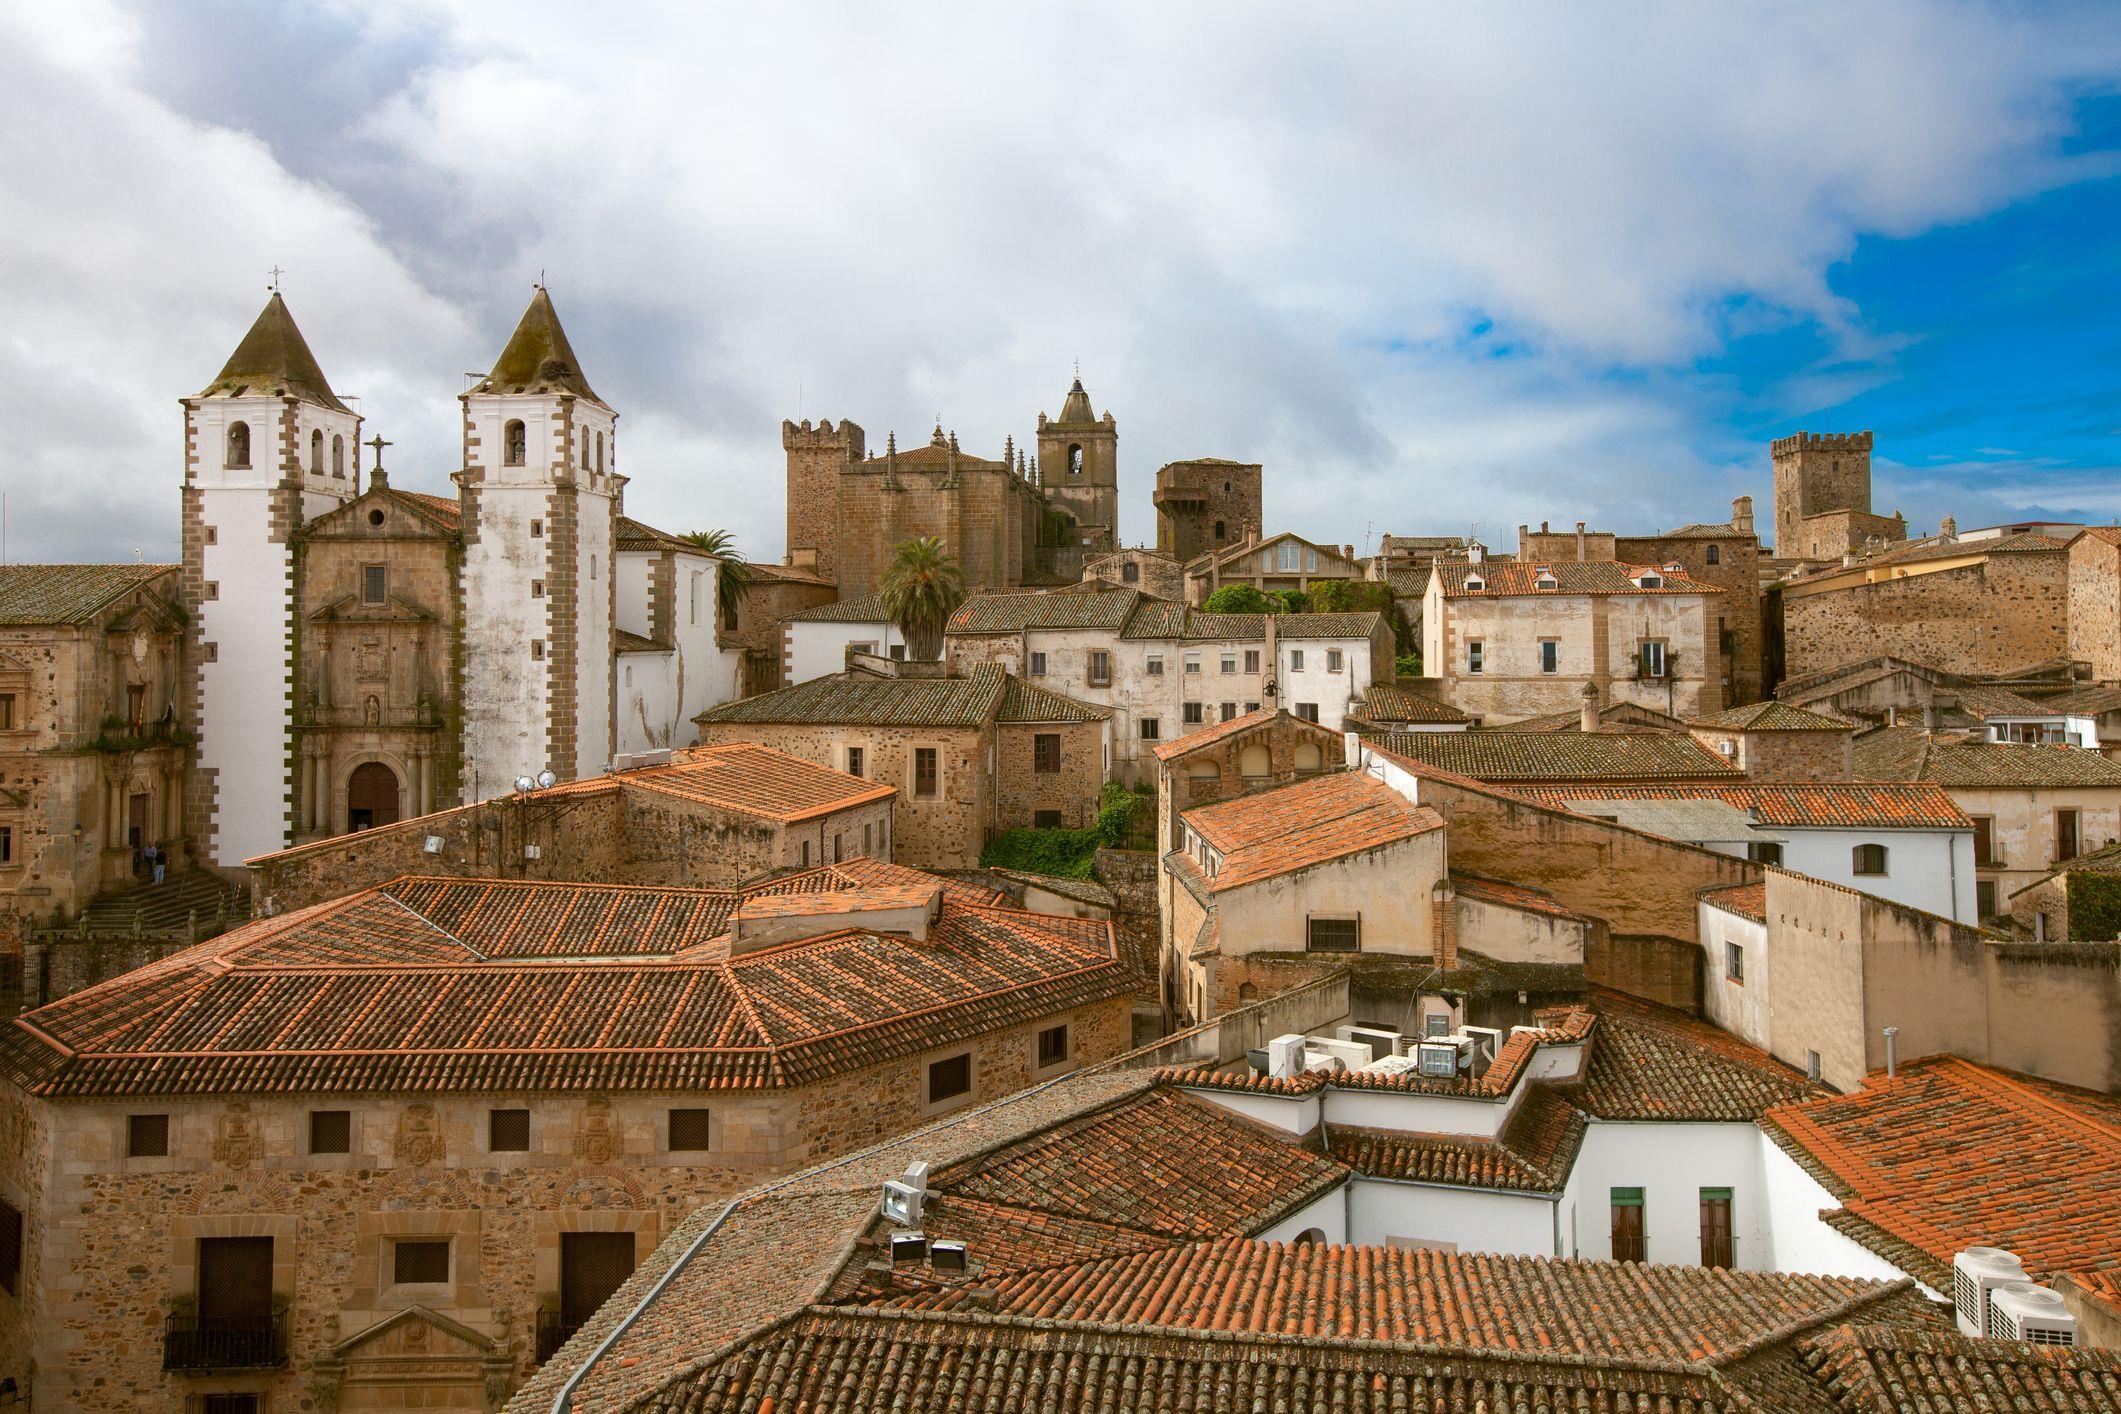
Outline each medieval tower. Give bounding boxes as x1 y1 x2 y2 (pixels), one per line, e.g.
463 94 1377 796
1036 376 1118 554
456 287 621 798
1770 430 1900 559
181 293 361 868
783 417 865 579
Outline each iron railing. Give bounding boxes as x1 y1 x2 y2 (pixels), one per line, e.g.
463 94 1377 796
536 1307 587 1364
162 1311 286 1371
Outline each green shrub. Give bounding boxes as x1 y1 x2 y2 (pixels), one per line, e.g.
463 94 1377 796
2067 872 2121 940
1270 589 1309 613
1395 651 1423 679
1202 584 1277 615
980 827 1101 878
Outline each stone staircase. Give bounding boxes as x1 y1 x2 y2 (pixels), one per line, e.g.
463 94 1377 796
69 869 252 942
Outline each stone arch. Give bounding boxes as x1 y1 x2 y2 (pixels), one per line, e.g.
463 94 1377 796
226 421 251 468
503 419 527 467
1239 743 1271 780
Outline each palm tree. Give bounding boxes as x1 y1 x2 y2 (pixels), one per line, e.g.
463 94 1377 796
879 536 965 661
681 529 752 631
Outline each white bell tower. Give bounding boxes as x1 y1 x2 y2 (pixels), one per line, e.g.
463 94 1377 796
456 286 621 799
181 292 359 868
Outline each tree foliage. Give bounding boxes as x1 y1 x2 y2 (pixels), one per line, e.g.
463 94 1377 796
1306 579 1395 614
680 529 752 628
879 536 966 661
1202 584 1277 615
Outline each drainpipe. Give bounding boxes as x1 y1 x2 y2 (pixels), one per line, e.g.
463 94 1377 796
1882 1025 1898 1079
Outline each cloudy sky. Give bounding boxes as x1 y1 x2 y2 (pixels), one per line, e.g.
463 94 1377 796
4 1 2119 564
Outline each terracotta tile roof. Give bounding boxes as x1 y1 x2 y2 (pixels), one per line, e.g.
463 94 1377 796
2048 683 2121 717
885 1235 1908 1361
997 675 1111 723
697 662 1101 728
1760 1055 2121 1299
1948 682 2054 719
0 563 177 625
634 742 898 822
1357 681 1472 724
1278 611 1389 639
613 516 700 554
1660 521 1755 539
1512 782 1971 830
615 628 667 654
1854 726 2121 788
1503 700 1692 733
1378 730 1743 782
1440 560 1723 597
0 871 1130 1097
1179 771 1444 891
1689 701 1853 732
1450 872 1580 918
742 561 835 587
1332 1087 1586 1193
382 487 462 528
1151 705 1333 761
1798 1323 2121 1412
778 591 889 623
947 587 1141 633
1703 880 1768 922
1788 532 2069 587
1384 566 1431 597
1578 989 1826 1120
936 1088 1345 1239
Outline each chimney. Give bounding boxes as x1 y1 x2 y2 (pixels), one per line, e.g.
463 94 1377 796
1883 1025 1899 1079
1343 544 1354 561
1575 521 1587 560
1731 495 1754 535
1580 682 1600 734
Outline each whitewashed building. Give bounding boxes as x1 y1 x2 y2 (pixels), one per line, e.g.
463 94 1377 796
781 592 905 683
615 519 742 761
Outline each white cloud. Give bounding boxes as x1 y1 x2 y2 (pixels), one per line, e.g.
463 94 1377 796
1 1 2116 562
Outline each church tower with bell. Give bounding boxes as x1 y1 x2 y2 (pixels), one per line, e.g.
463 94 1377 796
1035 372 1118 555
181 290 361 867
455 286 622 798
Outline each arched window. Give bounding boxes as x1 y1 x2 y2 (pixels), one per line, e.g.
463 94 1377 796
1214 520 1227 541
580 432 589 470
1187 760 1219 780
1292 1228 1326 1247
596 431 605 472
1239 744 1271 780
503 420 526 467
331 434 345 477
1294 742 1324 771
226 421 251 469
1852 843 1888 876
309 429 323 474
1068 444 1083 476
1121 561 1140 583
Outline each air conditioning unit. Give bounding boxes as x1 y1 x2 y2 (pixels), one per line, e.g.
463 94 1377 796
1307 1037 1374 1071
1415 1042 1462 1079
1459 1025 1505 1070
1338 1025 1402 1062
1953 1247 2027 1337
1989 1282 2076 1346
1265 1034 1308 1080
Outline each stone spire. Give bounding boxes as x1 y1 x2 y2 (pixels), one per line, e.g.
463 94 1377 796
198 292 350 413
471 285 605 406
1057 375 1096 425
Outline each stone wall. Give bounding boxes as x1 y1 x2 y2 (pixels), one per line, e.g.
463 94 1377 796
1425 584 1720 724
781 419 863 581
1617 534 1766 706
993 719 1106 831
697 721 991 868
1780 551 2067 682
2067 531 2121 681
1084 550 1183 602
1686 726 1852 782
2 994 1128 1411
1771 431 1876 558
1153 460 1261 564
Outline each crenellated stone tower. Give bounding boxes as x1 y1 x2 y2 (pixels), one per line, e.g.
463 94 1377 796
454 287 622 798
1771 430 1903 560
783 417 865 579
181 293 361 867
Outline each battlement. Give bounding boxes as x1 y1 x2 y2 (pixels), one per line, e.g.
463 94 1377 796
781 418 866 459
1770 430 1872 458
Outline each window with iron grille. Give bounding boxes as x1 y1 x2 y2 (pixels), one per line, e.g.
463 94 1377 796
129 1113 169 1158
1306 917 1360 952
1037 1025 1069 1068
668 1109 711 1151
928 1053 972 1105
393 1239 450 1285
1034 734 1061 773
1610 1188 1645 1263
361 564 387 605
490 1109 530 1152
1087 650 1111 686
309 1110 350 1155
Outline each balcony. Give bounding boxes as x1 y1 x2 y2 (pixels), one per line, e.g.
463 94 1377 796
536 1307 585 1364
163 1311 287 1372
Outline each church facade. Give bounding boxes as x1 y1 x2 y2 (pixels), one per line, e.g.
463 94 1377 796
182 289 719 873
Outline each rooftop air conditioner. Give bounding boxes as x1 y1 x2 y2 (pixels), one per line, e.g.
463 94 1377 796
1307 1037 1375 1071
1339 1025 1402 1062
1459 1026 1505 1070
1953 1247 2027 1338
1988 1282 2076 1346
1265 1034 1308 1080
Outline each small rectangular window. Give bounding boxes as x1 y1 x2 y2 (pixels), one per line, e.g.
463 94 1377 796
489 1108 530 1152
1087 650 1111 686
1853 842 1888 876
530 640 546 661
863 822 873 854
0 694 15 729
928 1053 972 1104
0 826 12 864
1972 816 1995 866
1611 1187 1646 1263
128 1113 168 1158
532 580 545 598
1029 651 1048 677
0 1197 21 1294
1146 654 1164 676
1327 649 1343 673
845 746 864 778
1184 653 1201 675
1639 640 1667 678
1243 649 1260 673
1724 943 1744 984
1296 702 1319 723
1034 733 1061 773
1219 702 1237 723
914 747 938 797
1138 717 1161 741
1245 701 1261 713
361 564 387 605
1220 652 1237 674
393 1238 451 1285
668 1108 712 1151
1538 640 1558 675
1306 916 1360 953
530 519 544 538
1034 809 1063 828
1747 841 1783 866
309 1110 350 1155
1976 880 1997 917
2056 809 2080 863
1182 703 1203 725
1038 1025 1069 1068
1290 649 1305 671
1467 640 1483 675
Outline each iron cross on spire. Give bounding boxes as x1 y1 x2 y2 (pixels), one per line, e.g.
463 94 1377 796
267 266 285 293
365 434 391 471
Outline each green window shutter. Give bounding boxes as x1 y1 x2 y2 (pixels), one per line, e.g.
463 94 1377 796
1611 1187 1644 1206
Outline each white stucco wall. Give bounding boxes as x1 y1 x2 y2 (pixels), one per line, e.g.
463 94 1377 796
617 648 678 757
786 618 901 684
576 483 616 775
1278 639 1374 730
1565 1121 1769 1268
1253 1183 1350 1244
1346 1178 1559 1256
1765 827 1973 922
1756 1132 1917 1285
1699 903 1771 1051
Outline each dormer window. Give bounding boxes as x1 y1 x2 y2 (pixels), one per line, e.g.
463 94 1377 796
1637 572 1663 589
1464 575 1485 592
503 420 527 467
1533 567 1557 590
226 422 251 469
